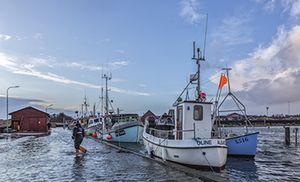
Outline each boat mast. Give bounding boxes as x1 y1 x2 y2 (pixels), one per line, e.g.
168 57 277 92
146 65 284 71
173 15 208 105
102 73 112 115
192 42 205 101
191 14 207 102
82 90 89 117
100 87 104 116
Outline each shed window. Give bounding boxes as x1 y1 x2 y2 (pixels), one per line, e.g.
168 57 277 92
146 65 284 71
194 105 203 121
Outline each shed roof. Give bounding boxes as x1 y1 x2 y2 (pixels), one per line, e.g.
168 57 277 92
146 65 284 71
9 106 50 117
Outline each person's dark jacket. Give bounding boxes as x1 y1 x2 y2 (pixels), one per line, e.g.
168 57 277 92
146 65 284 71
72 124 85 139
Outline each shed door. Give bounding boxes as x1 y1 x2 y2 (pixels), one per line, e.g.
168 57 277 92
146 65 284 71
29 118 38 132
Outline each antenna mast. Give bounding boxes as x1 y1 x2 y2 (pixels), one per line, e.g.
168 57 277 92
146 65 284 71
192 42 205 101
102 73 112 115
191 14 208 102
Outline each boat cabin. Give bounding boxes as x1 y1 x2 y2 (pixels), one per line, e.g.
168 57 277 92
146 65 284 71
174 101 212 140
88 117 103 126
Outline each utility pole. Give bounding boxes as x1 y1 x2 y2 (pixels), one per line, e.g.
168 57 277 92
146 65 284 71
6 85 19 133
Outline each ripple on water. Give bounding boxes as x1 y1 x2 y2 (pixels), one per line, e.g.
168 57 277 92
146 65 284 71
1 127 300 181
0 128 201 182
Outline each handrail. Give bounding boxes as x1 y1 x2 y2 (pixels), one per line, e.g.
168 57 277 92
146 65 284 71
147 127 195 133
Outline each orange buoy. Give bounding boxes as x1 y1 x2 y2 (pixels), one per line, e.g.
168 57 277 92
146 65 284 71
106 134 112 140
92 132 97 138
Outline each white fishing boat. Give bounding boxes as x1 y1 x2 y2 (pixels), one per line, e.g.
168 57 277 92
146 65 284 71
95 74 143 143
143 41 227 171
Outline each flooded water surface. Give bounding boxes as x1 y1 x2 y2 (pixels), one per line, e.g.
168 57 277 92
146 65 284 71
0 128 199 181
0 127 300 181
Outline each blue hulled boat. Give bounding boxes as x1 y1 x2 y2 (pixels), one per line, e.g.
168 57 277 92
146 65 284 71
99 114 144 143
226 132 259 158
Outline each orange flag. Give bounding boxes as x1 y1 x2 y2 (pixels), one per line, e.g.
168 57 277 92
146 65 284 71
218 74 228 90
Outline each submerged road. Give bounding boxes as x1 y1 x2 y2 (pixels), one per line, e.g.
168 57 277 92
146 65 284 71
1 126 300 181
0 128 200 181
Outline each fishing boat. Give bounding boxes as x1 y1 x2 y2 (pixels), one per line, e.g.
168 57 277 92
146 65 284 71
101 114 143 143
95 74 143 143
225 132 259 157
213 68 259 158
143 41 227 171
85 117 103 136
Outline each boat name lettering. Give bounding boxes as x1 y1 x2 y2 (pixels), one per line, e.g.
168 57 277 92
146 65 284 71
196 140 212 145
217 140 225 145
234 137 249 144
115 129 126 137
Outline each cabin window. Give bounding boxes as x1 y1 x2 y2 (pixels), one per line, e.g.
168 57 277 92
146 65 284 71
194 105 203 121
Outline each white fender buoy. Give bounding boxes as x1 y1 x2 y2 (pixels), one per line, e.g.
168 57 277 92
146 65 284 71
146 144 153 156
162 148 167 161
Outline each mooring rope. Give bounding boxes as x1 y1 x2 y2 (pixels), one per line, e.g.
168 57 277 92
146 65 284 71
194 138 216 173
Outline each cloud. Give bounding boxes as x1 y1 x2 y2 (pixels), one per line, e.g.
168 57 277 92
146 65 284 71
256 0 300 18
212 25 300 104
0 95 46 104
180 0 206 25
64 62 104 71
264 0 276 11
212 15 253 46
30 58 54 68
0 34 11 41
33 33 42 39
0 52 151 96
139 84 147 88
109 61 129 70
290 0 300 17
103 38 111 42
115 50 126 54
254 0 276 12
111 61 128 66
109 86 151 96
111 78 126 83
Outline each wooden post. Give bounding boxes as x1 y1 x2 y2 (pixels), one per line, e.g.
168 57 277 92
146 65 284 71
285 127 290 145
295 128 298 146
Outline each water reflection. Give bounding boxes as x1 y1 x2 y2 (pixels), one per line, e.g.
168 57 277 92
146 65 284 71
226 158 259 181
72 155 86 181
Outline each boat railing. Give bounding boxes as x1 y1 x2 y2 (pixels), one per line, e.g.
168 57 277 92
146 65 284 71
146 126 196 140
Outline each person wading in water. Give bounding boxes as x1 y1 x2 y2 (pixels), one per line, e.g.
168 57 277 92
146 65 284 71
72 122 85 154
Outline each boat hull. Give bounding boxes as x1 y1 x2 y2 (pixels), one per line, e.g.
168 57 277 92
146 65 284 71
143 132 227 170
85 124 101 136
102 124 143 143
226 132 259 158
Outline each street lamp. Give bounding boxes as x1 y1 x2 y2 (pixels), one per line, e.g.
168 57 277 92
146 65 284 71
45 104 53 113
6 85 20 133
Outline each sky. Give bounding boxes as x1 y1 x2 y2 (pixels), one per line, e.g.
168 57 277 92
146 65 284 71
1 0 300 118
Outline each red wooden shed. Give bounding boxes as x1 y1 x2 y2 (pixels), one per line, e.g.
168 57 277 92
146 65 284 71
9 106 50 133
140 110 157 124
